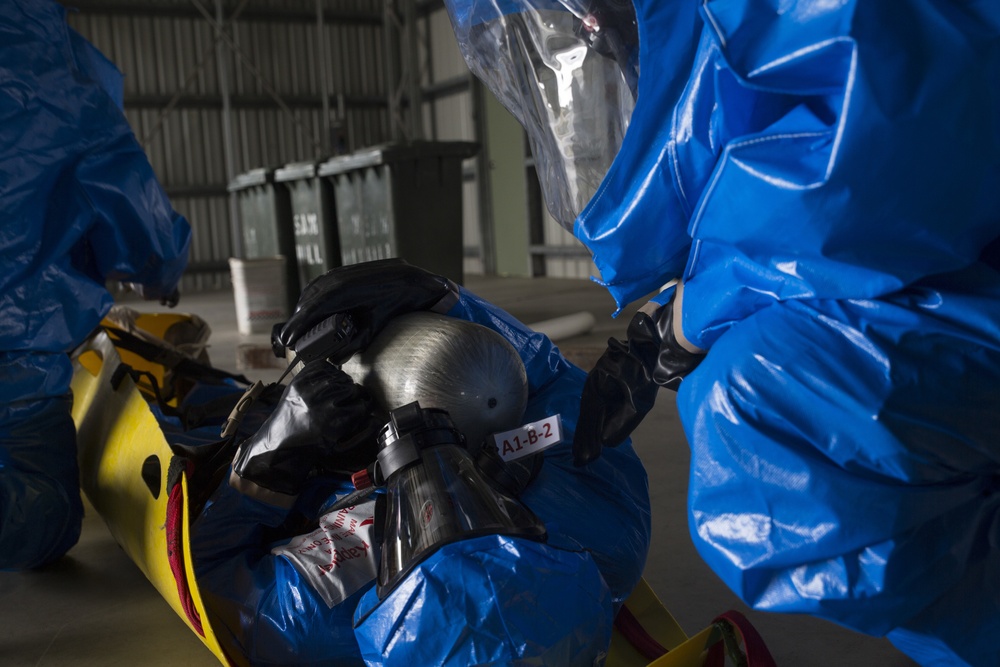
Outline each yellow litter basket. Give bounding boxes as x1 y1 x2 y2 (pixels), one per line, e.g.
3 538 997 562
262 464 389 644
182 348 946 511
72 317 235 666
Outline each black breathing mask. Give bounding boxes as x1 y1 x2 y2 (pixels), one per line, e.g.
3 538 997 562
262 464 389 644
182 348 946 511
373 402 546 599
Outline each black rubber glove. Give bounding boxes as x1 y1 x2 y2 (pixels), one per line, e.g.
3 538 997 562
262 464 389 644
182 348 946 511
121 282 179 307
274 258 458 364
229 361 380 506
160 287 180 308
573 295 705 467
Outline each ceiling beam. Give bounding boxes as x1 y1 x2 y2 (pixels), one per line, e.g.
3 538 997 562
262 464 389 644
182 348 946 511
60 1 382 25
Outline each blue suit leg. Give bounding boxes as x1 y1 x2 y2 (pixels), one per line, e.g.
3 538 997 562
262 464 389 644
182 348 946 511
0 352 82 570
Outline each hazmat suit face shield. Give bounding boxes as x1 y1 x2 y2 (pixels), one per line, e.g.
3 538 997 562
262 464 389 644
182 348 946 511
444 0 639 231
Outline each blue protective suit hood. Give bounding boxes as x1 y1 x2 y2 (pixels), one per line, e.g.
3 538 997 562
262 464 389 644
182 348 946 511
447 1 1000 320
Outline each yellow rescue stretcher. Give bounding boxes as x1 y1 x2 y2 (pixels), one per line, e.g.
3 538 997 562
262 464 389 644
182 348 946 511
70 313 774 667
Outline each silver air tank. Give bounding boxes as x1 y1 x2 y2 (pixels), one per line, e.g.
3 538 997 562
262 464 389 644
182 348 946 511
341 312 529 452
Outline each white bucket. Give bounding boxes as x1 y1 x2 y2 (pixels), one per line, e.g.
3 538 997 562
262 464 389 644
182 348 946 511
229 256 290 336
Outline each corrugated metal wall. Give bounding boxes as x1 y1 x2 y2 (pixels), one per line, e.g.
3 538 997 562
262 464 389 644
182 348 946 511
66 0 595 289
67 0 394 292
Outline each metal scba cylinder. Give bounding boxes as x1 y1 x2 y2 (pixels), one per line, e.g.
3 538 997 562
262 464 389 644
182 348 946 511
342 312 529 451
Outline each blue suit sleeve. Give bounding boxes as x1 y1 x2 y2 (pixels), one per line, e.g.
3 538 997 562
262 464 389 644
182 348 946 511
673 1 1000 349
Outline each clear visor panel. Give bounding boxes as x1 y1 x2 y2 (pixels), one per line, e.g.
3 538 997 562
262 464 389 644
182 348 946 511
446 1 638 231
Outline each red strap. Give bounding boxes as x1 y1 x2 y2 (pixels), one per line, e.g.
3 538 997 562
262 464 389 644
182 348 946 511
614 603 671 661
165 467 205 637
705 610 777 667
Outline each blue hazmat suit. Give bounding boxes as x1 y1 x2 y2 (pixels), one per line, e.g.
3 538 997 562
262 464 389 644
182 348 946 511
189 287 650 665
0 0 190 570
444 1 1000 665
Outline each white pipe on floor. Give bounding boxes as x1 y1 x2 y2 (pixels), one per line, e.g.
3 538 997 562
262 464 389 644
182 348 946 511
527 311 597 342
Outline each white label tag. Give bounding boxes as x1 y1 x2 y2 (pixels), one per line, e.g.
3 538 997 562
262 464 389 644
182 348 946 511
271 500 378 609
493 414 563 462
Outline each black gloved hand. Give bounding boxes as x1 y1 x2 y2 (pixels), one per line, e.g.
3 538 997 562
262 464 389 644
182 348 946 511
274 258 458 364
230 361 380 506
160 287 180 308
573 294 705 467
122 282 180 308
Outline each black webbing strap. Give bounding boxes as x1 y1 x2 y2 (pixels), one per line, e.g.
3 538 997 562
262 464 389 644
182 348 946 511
104 324 258 431
103 325 253 387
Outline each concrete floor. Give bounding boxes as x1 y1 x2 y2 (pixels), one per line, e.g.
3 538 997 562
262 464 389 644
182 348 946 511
0 275 917 666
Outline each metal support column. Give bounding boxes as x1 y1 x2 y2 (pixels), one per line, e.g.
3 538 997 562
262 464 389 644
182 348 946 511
383 0 423 142
316 0 332 154
471 77 497 275
214 0 241 259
